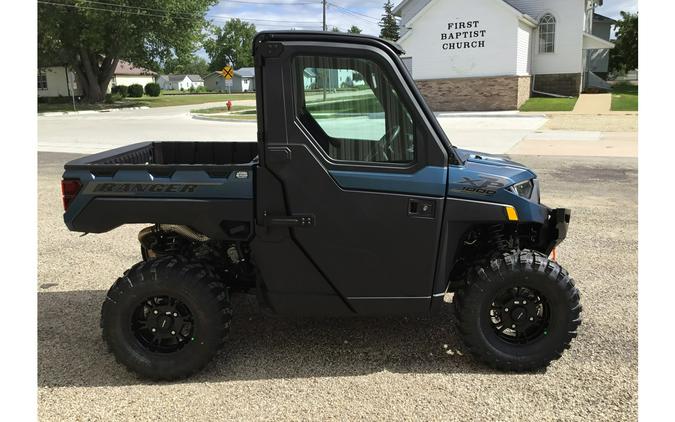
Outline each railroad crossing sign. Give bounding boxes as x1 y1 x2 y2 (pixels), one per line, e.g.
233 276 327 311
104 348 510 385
221 66 234 80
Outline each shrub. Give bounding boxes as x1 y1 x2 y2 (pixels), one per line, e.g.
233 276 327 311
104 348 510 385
144 82 161 97
196 85 208 93
188 85 195 93
128 84 144 98
104 93 123 104
111 85 128 97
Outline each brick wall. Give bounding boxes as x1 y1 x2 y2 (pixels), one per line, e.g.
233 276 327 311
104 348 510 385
517 76 532 109
532 73 582 97
414 75 532 112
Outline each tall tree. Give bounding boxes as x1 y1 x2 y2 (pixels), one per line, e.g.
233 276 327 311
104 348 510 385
204 19 257 71
38 0 216 102
348 25 363 34
379 0 399 41
609 11 638 74
163 55 210 76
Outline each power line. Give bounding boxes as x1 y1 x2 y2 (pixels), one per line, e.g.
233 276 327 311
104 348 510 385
224 0 319 4
38 1 322 25
328 2 380 22
330 7 378 25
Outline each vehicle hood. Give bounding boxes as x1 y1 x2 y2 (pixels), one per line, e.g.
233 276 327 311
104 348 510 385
449 148 537 189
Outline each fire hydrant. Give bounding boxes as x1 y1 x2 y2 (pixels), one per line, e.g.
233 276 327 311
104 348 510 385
226 100 232 111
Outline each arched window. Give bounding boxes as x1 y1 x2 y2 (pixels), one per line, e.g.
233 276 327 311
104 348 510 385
538 14 556 53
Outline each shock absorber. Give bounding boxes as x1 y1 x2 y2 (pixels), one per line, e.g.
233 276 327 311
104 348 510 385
488 224 510 251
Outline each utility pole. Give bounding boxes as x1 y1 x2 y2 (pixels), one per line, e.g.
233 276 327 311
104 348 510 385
322 0 327 31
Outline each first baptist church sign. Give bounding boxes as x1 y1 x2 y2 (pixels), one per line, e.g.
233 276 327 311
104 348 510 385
440 20 487 50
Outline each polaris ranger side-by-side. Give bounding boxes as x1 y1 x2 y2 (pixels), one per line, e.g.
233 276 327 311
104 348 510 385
61 32 580 380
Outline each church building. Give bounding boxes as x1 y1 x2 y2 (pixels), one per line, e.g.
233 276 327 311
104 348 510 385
393 0 616 111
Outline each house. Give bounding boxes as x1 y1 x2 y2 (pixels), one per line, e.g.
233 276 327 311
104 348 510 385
157 74 205 91
109 61 157 91
393 0 615 111
204 67 256 93
37 66 81 98
38 60 157 98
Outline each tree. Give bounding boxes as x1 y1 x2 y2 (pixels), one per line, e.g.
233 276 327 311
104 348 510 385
38 0 216 102
379 0 399 41
348 25 363 34
204 19 257 71
331 26 341 32
609 11 638 74
163 55 209 76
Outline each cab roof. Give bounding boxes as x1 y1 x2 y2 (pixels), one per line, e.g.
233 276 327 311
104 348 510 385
253 31 406 56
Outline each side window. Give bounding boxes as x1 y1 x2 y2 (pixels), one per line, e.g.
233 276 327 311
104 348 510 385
38 69 48 90
295 55 415 164
538 14 556 53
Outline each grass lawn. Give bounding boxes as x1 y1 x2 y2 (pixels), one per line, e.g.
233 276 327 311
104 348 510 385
611 83 638 111
38 93 256 113
128 93 256 108
520 96 578 112
38 101 146 113
191 104 257 121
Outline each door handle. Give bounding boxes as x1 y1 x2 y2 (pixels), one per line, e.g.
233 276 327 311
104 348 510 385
408 199 435 218
265 214 315 227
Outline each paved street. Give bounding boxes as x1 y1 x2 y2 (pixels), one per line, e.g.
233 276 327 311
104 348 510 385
37 102 257 154
38 104 551 155
38 151 637 420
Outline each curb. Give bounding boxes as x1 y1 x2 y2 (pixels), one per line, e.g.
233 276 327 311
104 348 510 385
435 111 547 118
38 106 149 117
190 114 256 123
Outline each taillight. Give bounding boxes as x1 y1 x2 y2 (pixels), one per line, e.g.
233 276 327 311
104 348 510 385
61 179 81 211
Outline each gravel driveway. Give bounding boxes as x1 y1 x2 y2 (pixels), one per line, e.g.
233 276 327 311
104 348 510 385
38 152 637 421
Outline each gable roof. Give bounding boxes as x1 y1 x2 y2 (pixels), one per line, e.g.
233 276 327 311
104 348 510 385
395 0 536 25
235 67 255 78
114 60 156 76
397 0 536 43
161 74 204 82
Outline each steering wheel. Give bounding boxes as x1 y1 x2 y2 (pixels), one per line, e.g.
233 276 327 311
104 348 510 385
367 124 400 162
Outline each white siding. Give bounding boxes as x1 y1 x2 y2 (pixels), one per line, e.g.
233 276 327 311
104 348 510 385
516 21 532 75
110 75 156 92
399 0 521 80
506 0 586 74
38 66 82 98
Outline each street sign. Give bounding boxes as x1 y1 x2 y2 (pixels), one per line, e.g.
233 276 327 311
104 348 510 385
225 79 233 87
222 66 234 80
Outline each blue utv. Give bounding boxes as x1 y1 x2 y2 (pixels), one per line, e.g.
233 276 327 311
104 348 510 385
61 31 581 380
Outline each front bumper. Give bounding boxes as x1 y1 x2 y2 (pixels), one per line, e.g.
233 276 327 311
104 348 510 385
541 208 571 254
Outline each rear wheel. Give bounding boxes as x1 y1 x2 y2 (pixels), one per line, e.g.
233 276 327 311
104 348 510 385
454 249 581 371
101 256 232 380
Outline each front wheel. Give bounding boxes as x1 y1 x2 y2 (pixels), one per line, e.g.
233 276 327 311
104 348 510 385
454 250 581 371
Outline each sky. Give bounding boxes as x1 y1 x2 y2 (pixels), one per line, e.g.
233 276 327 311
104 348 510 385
199 0 638 59
206 0 384 35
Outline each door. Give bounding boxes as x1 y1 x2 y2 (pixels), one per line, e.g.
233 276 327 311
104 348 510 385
253 39 450 315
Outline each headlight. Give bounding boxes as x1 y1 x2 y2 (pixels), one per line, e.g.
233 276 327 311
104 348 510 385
511 180 534 199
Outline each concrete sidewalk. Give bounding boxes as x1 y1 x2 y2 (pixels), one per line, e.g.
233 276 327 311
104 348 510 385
508 131 636 158
573 93 612 114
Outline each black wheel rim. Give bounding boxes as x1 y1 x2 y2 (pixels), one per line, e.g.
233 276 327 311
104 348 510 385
488 286 550 345
131 296 195 353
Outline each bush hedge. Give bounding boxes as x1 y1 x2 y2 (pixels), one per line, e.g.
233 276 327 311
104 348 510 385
128 84 144 98
144 82 161 97
111 85 128 97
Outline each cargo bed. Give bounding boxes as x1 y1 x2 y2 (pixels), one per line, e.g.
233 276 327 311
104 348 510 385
62 141 258 240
